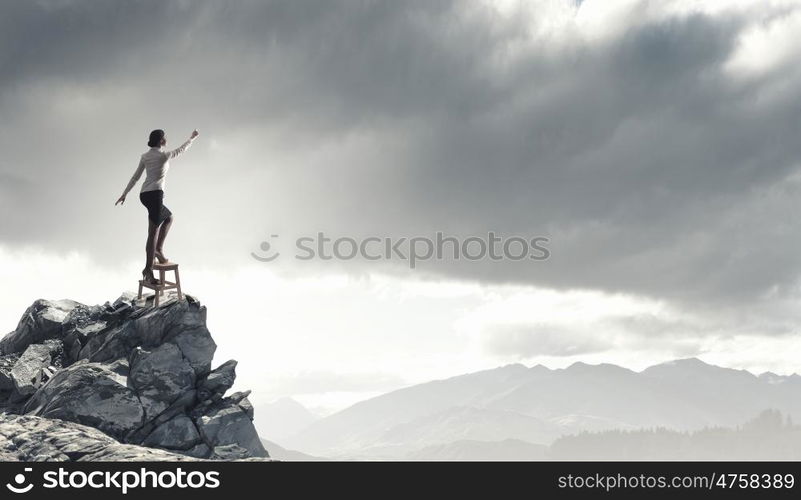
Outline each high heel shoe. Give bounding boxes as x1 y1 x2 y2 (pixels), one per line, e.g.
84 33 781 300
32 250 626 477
154 251 170 264
141 270 161 286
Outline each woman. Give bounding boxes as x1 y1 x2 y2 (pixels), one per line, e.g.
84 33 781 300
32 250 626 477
116 128 199 286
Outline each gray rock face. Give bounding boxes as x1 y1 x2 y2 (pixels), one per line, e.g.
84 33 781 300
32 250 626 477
197 401 268 457
129 344 196 420
10 343 54 399
22 360 145 440
142 415 201 450
211 443 251 460
0 413 200 461
198 359 237 402
0 293 269 461
0 299 80 355
0 368 14 391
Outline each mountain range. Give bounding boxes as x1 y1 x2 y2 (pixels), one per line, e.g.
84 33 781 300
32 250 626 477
278 358 801 459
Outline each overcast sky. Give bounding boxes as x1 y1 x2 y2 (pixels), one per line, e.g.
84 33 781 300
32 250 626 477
3 0 801 425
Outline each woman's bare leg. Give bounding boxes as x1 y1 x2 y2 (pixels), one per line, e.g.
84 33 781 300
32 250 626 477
155 215 173 263
143 219 160 280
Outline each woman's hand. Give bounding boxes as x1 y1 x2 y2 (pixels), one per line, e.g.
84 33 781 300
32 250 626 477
191 129 199 139
115 194 126 206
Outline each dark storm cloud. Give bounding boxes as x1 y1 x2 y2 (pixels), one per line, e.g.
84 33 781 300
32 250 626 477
2 0 801 315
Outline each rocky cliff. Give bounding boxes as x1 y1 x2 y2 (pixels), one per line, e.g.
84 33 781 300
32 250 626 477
0 292 269 461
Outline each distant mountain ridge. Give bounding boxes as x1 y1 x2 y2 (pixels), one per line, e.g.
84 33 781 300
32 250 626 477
407 409 801 461
281 358 801 459
548 408 801 461
258 397 319 440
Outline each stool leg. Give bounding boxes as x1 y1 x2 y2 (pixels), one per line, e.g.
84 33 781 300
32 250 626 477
159 269 166 296
138 280 143 300
154 287 160 307
174 268 183 301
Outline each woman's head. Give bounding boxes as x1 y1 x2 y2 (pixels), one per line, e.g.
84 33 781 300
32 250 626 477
147 129 166 148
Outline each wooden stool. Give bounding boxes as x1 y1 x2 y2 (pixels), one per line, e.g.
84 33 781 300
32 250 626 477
138 262 183 307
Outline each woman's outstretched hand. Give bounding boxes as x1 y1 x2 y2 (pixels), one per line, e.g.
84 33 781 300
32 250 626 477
115 194 126 206
191 129 199 139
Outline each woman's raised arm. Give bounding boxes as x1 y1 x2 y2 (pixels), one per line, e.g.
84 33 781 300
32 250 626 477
165 129 200 160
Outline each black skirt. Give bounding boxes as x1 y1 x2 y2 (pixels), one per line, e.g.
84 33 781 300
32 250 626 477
139 189 172 225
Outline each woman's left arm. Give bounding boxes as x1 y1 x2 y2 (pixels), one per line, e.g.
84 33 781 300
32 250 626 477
116 157 145 205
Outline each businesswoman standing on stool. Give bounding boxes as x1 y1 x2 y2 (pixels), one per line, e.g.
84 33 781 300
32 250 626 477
116 128 199 286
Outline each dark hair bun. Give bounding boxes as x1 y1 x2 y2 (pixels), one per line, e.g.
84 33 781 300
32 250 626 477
148 129 165 147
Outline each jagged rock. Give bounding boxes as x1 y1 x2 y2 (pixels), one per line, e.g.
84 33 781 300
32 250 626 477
0 293 268 461
68 299 217 377
190 390 252 419
153 389 198 426
183 442 212 458
77 322 137 364
0 414 271 461
125 389 198 445
223 391 254 418
198 359 237 402
142 415 201 451
0 353 21 391
224 390 251 405
211 443 251 460
238 396 255 420
9 343 56 400
158 305 217 376
22 360 144 440
0 414 199 461
0 299 80 355
61 305 112 365
197 402 268 458
107 358 130 376
129 344 195 420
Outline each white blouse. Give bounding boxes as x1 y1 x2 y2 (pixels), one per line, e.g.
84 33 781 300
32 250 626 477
123 136 196 196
